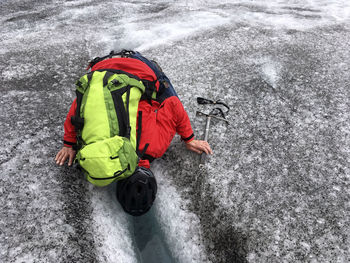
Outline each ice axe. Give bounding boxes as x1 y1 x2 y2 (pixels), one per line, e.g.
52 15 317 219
196 98 229 164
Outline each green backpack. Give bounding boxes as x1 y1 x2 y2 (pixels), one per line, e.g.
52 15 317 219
71 70 145 187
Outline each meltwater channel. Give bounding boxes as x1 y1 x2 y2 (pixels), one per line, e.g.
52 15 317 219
96 162 205 263
132 208 174 263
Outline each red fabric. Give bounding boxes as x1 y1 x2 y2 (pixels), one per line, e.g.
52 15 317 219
91 58 159 91
138 159 150 169
63 98 77 148
137 97 194 159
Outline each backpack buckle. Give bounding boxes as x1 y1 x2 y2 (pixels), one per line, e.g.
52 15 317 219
86 57 101 70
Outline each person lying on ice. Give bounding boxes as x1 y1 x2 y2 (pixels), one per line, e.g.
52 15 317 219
55 50 212 216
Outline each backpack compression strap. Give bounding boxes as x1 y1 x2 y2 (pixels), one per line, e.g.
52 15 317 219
136 110 152 162
111 83 131 138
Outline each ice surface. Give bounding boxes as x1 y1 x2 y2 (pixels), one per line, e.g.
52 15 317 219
89 183 138 263
1 0 350 262
116 11 231 51
112 0 350 51
151 160 209 263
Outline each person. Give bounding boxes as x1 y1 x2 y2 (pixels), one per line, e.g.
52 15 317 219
55 51 212 215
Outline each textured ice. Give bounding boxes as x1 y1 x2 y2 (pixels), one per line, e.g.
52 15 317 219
89 184 138 263
116 11 231 51
152 160 208 262
1 0 350 262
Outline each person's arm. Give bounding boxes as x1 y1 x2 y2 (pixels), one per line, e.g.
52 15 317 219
55 99 77 166
172 97 213 155
172 97 194 142
63 99 77 147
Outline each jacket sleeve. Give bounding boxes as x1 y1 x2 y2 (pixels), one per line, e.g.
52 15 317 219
138 159 150 169
172 97 195 143
63 99 77 147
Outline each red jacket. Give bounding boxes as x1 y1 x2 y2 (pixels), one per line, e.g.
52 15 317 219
63 58 194 168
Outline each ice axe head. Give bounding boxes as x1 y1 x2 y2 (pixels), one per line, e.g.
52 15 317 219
196 108 229 124
197 97 230 113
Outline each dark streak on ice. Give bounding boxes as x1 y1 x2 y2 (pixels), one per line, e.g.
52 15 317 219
0 3 98 256
192 169 249 263
162 150 249 262
58 168 98 263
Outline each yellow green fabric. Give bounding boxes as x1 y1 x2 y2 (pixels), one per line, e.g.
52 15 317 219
82 71 110 144
74 71 145 186
76 136 138 187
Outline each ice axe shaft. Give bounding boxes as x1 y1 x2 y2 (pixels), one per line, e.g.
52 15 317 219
196 111 229 164
201 115 211 163
203 116 211 142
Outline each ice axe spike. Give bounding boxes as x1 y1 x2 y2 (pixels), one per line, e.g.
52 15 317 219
196 110 229 164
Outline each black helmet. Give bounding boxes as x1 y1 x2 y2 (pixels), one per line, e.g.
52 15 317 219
116 166 157 216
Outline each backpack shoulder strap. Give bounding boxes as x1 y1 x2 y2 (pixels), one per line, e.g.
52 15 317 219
103 71 145 140
71 72 94 130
